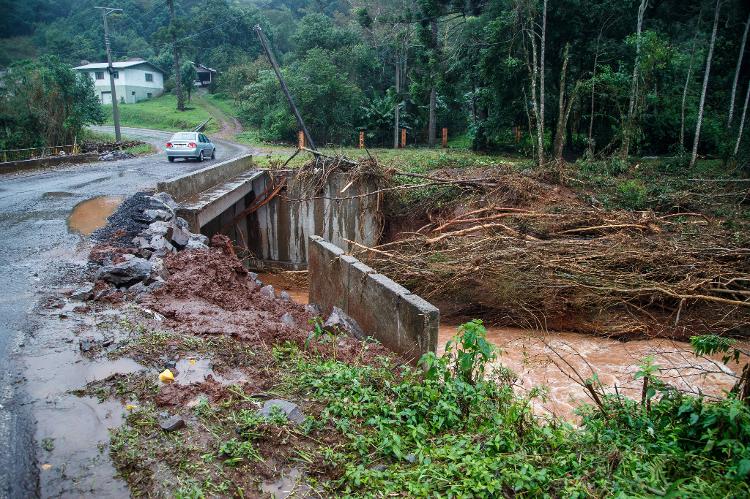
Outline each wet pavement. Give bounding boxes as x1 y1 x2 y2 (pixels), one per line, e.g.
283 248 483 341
0 127 251 498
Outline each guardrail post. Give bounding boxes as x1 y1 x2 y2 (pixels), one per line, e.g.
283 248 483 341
442 127 448 148
359 131 365 149
400 128 406 148
298 131 305 150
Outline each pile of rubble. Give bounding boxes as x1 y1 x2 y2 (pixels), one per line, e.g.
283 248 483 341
99 150 135 161
79 192 209 301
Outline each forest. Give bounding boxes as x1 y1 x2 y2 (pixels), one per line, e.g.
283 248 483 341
1 0 749 166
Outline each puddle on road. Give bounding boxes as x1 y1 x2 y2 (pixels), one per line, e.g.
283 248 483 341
67 195 123 235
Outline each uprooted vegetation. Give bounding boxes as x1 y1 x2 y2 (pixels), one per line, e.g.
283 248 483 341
300 152 750 340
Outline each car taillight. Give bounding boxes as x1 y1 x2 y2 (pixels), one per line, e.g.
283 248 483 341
166 142 173 148
188 142 197 148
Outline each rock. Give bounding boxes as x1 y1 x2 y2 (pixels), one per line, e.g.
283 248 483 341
254 279 263 287
370 464 387 472
159 415 186 432
143 209 173 223
128 282 148 295
79 337 95 352
149 259 169 281
405 453 417 464
280 291 291 302
281 312 297 328
185 239 209 251
305 304 322 316
151 192 179 211
260 285 275 299
144 221 174 240
259 399 305 425
324 306 366 340
148 235 176 255
97 257 152 287
71 283 95 301
170 226 191 248
174 217 189 230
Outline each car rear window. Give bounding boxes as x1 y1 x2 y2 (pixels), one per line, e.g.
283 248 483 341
172 133 196 140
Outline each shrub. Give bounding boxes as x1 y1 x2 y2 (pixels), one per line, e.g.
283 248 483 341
616 179 648 210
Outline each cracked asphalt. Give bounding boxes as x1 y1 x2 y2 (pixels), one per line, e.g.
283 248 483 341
0 127 252 498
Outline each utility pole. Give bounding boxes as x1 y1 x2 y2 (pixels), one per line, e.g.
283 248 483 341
167 0 184 112
96 6 123 142
254 25 317 152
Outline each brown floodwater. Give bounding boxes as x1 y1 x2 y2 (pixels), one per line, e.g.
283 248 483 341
258 272 309 304
251 274 747 421
438 325 748 421
68 196 123 235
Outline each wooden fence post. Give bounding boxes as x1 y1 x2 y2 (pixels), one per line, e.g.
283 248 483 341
359 131 365 149
442 127 448 148
298 131 305 150
401 128 407 148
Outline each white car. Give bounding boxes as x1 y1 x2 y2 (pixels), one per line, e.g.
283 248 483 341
165 132 216 162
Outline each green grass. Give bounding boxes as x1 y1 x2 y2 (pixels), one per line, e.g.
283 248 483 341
103 94 218 133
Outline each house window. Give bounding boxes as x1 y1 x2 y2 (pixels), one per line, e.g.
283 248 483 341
131 91 136 96
112 70 119 79
95 71 104 80
147 93 152 99
145 73 153 82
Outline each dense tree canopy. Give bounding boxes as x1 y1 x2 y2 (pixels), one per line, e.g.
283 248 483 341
1 0 749 161
0 56 104 149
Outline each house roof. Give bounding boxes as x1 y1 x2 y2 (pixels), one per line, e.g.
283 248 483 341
188 61 217 73
73 59 164 73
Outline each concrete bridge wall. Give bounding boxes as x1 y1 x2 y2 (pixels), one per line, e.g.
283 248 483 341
307 235 440 361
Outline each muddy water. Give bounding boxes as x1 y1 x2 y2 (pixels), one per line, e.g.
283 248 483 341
255 275 746 421
67 195 123 235
438 325 747 420
258 272 309 304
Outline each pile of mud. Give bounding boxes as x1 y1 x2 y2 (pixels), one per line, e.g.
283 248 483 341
144 235 393 365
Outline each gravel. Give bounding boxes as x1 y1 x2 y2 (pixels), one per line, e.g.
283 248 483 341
92 192 154 247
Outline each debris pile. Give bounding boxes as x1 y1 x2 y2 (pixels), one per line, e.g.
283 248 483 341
84 191 209 301
357 166 750 339
99 150 135 161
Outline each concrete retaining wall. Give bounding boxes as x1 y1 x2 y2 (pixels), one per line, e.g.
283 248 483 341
308 235 439 361
156 154 254 201
247 172 381 269
0 153 98 173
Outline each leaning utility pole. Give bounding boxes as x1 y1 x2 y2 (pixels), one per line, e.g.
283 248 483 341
95 6 123 142
253 25 317 152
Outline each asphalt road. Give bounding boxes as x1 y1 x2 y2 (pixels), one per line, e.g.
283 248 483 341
0 127 251 498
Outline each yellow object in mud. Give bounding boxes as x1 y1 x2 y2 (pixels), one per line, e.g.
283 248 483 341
159 369 175 383
125 404 138 411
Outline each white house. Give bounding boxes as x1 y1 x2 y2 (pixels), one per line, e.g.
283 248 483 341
74 59 164 104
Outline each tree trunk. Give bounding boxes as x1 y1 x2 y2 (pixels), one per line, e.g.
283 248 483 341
680 12 702 151
587 25 605 157
539 0 547 164
167 0 184 112
394 57 400 149
428 18 438 147
554 44 571 164
529 23 543 165
621 0 648 159
691 0 721 169
734 79 750 157
728 11 750 129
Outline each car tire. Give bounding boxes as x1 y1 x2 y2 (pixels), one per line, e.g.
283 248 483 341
168 157 174 163
198 151 204 162
211 149 215 160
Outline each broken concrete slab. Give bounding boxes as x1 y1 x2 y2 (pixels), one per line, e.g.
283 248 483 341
97 258 152 287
